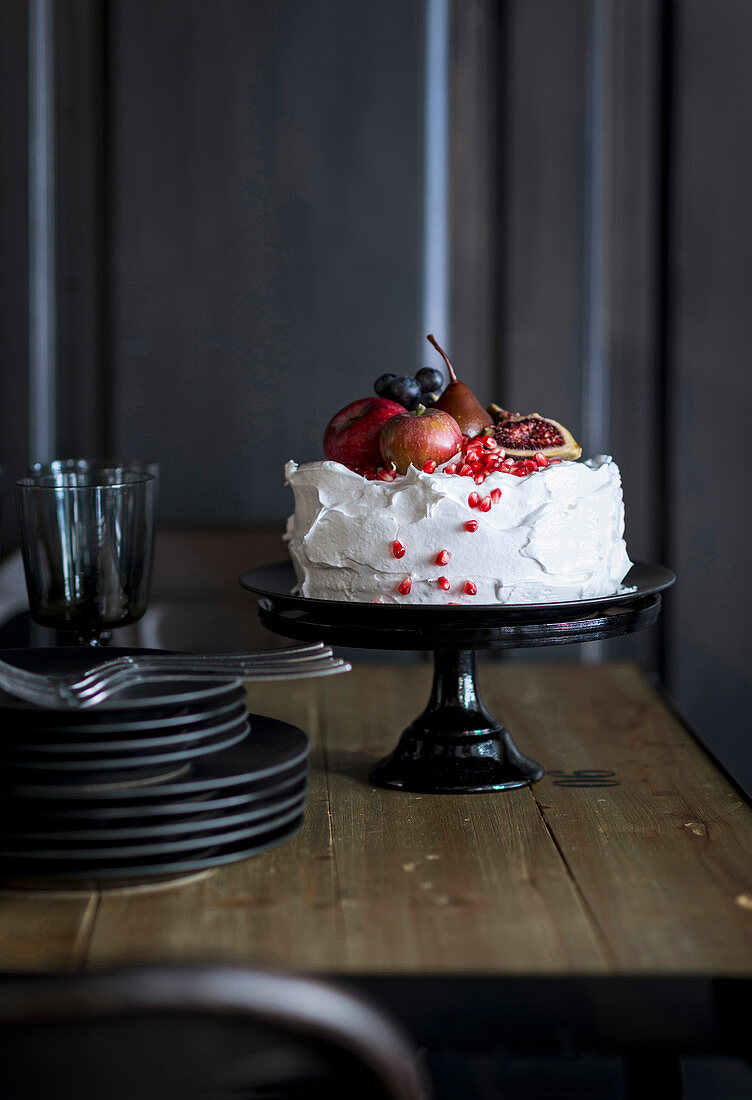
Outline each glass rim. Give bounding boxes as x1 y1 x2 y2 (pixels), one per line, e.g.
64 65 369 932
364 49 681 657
28 457 157 472
16 471 156 491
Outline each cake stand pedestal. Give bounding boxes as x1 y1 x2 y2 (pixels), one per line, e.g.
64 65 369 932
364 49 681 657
240 562 674 794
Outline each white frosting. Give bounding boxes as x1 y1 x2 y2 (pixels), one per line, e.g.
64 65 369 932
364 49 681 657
284 456 633 605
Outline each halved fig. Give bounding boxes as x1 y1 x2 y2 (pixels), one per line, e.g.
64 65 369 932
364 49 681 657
491 412 582 460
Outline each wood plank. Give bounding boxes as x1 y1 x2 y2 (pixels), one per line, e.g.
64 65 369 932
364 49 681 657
0 890 96 972
318 665 608 974
481 663 752 974
85 679 346 969
13 663 750 979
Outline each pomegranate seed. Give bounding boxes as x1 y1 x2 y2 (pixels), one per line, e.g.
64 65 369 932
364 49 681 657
535 452 550 467
392 540 406 559
422 459 437 473
398 577 412 595
484 455 500 470
483 436 498 450
490 487 502 503
463 580 477 596
524 459 537 473
378 469 395 481
468 492 480 508
464 520 479 532
435 549 450 566
478 496 492 512
511 468 527 477
500 460 514 472
461 435 469 448
444 463 457 475
474 474 486 485
438 576 451 590
460 464 474 477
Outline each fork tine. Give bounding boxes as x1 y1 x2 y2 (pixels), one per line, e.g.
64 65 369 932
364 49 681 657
67 645 335 692
75 658 351 708
71 656 350 705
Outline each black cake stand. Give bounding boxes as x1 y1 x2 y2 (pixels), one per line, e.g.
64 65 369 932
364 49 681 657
240 562 675 795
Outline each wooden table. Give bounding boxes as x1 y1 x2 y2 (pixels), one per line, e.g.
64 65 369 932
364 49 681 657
1 662 751 1083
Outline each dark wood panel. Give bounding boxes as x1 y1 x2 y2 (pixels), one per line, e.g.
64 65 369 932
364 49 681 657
501 0 587 433
108 0 423 525
449 0 501 403
0 0 31 552
55 0 108 458
666 0 752 792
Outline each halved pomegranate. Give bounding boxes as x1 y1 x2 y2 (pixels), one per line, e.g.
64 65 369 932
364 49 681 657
491 412 582 460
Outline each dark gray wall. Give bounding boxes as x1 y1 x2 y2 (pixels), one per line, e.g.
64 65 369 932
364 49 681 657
109 0 423 524
666 0 752 784
1 0 750 787
0 0 30 548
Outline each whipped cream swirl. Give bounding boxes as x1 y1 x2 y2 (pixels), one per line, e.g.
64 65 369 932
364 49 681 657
284 456 632 605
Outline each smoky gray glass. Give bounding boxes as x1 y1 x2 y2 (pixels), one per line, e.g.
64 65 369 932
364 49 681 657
16 471 156 646
29 458 159 482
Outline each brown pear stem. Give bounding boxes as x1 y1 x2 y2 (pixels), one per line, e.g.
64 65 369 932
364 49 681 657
427 334 457 382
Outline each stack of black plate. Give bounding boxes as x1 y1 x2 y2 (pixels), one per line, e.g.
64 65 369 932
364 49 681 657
0 649 309 886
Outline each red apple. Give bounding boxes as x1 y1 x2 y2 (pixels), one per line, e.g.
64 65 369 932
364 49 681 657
323 398 405 469
379 406 462 474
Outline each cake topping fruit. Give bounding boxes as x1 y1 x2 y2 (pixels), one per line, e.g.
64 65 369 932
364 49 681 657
324 397 405 470
374 373 397 397
464 520 479 532
463 580 477 595
392 540 406 559
427 334 494 437
379 405 463 475
398 577 412 595
438 576 451 590
386 375 422 410
416 366 444 394
435 549 450 565
491 412 582 460
374 370 442 412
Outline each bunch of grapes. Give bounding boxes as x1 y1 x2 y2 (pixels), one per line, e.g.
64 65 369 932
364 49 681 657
373 367 445 411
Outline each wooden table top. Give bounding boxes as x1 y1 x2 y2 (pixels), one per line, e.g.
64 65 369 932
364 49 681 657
2 662 751 978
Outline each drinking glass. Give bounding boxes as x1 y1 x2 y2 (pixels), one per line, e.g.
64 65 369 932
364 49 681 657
29 458 159 481
16 470 156 646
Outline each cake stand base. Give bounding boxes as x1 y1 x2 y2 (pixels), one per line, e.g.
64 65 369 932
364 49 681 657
369 649 543 792
240 561 675 795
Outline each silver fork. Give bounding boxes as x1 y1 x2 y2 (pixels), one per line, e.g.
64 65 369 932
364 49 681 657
0 643 350 710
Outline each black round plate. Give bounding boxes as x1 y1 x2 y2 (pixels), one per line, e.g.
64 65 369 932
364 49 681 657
1 717 250 773
0 814 305 885
240 560 676 625
3 785 309 844
0 648 244 713
0 763 308 819
4 686 248 738
1 700 249 754
0 800 305 861
1 714 310 800
1 774 308 829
